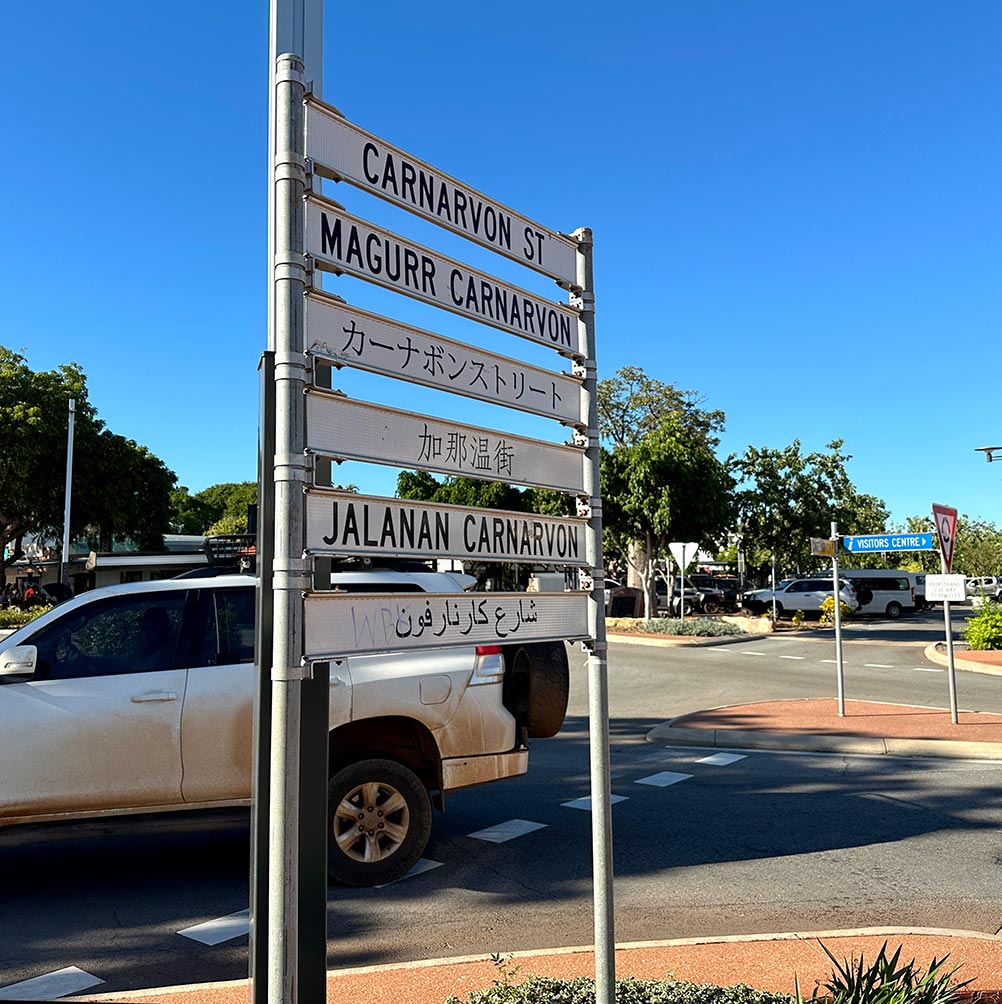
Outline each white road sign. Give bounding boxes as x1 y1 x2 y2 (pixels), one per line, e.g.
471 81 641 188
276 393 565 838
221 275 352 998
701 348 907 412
306 391 585 494
306 292 582 425
304 590 590 659
668 541 699 572
305 99 579 286
306 197 580 354
305 490 588 565
924 574 966 602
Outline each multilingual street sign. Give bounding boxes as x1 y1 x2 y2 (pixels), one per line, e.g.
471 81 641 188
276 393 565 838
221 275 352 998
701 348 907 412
932 503 958 572
842 533 934 553
810 537 836 557
304 590 591 659
306 292 582 425
305 490 589 566
924 574 966 602
305 99 579 285
305 391 585 494
305 197 580 354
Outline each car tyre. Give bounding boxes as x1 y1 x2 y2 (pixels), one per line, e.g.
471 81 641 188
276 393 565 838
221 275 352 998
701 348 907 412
507 642 569 739
773 603 784 620
702 599 721 615
886 601 902 619
327 759 431 887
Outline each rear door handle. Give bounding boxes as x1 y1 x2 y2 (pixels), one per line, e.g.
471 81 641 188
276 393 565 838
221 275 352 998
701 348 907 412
131 691 178 703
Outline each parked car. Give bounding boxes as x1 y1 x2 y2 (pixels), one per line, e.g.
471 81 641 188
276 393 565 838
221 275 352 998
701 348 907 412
689 573 740 610
805 570 915 619
743 578 858 618
966 576 1002 601
655 577 726 616
0 568 570 887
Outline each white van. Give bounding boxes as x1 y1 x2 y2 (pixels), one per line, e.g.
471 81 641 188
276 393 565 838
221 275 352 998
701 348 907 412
837 570 915 619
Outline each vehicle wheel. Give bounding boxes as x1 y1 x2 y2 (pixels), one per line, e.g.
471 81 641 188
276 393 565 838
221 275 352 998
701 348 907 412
886 601 902 619
773 603 784 620
327 759 431 887
702 599 721 615
507 642 570 739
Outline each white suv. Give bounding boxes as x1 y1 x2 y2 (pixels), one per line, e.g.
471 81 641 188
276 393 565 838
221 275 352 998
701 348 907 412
966 576 1002 601
0 570 569 886
743 577 859 618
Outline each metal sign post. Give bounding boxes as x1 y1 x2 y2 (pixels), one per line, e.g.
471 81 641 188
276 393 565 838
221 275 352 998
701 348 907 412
60 399 75 586
831 522 845 717
933 503 960 725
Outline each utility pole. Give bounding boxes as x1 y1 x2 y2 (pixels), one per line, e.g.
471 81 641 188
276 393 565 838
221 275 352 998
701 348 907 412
60 399 76 587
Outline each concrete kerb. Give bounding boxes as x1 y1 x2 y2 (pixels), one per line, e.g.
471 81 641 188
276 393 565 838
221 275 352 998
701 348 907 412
647 718 1002 761
924 642 1002 676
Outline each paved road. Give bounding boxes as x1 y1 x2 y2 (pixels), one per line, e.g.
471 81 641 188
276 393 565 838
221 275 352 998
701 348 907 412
2 614 1000 997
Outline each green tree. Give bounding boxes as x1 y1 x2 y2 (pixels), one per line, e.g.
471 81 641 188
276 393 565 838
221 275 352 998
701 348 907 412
734 439 889 580
896 514 1002 576
0 346 176 572
601 415 734 616
170 481 258 535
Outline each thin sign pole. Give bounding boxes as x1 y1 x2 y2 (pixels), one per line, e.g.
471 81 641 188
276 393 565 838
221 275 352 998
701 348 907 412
60 399 75 586
573 226 615 1004
831 522 845 717
942 553 959 725
771 555 777 623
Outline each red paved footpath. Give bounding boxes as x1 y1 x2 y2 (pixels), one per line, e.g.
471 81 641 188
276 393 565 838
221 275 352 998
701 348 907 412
77 932 1002 1004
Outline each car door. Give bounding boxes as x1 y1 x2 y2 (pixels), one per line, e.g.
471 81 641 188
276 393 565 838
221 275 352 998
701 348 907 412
179 585 257 803
0 591 189 819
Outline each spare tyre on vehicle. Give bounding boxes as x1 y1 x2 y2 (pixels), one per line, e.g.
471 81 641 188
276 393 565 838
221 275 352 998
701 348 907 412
503 641 570 740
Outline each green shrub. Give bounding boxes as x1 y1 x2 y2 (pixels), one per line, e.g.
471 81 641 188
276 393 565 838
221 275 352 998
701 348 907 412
808 939 973 1004
638 618 743 637
448 974 795 1004
0 605 51 629
963 599 1002 650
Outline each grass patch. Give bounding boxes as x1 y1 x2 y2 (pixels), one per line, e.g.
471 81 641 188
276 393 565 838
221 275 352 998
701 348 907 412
637 618 743 637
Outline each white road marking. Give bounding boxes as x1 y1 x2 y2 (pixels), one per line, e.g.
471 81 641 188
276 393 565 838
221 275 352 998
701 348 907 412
178 908 250 945
820 659 838 663
864 664 894 668
697 752 747 765
0 966 103 1000
914 667 945 672
376 858 443 887
779 655 805 660
562 794 628 811
740 651 766 656
468 819 547 843
635 771 692 787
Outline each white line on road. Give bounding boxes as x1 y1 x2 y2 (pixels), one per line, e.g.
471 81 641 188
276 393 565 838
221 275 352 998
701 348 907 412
0 967 103 1001
820 659 837 664
468 819 547 843
914 667 945 672
779 655 805 660
740 651 766 656
635 771 692 787
864 664 894 668
562 795 628 811
376 859 443 887
697 752 747 765
178 909 250 945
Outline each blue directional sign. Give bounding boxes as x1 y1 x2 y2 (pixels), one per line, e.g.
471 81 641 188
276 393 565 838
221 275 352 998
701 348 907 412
843 533 934 553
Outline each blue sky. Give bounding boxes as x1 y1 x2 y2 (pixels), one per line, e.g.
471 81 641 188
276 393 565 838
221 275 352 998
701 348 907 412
3 2 1000 529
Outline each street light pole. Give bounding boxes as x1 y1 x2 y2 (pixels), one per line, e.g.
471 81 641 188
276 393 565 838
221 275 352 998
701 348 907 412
60 399 76 587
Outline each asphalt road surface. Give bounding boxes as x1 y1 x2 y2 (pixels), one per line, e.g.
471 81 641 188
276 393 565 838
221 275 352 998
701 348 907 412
2 610 1000 997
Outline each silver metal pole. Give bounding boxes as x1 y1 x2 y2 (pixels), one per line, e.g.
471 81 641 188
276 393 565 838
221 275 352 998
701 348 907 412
268 51 309 1004
573 226 615 1004
679 545 687 623
942 555 959 724
771 554 777 623
831 522 845 716
60 399 75 586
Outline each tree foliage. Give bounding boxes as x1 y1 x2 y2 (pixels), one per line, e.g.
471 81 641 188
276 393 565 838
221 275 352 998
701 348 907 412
893 514 1002 576
0 347 177 573
170 481 258 535
734 439 889 578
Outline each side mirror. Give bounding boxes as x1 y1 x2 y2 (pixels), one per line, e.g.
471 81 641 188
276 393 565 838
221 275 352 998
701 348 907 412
0 645 38 678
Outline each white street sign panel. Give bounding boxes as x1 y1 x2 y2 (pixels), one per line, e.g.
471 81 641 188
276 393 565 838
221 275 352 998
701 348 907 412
305 591 590 659
668 541 699 571
306 198 580 354
932 503 958 572
306 391 585 494
305 99 579 285
924 574 966 602
810 537 836 557
306 292 582 425
305 490 589 566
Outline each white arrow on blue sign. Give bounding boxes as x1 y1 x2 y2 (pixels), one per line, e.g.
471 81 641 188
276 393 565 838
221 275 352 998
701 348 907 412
843 533 934 553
